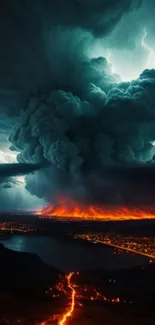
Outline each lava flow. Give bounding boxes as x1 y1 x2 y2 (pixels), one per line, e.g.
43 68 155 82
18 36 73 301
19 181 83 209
2 272 121 324
36 197 155 221
58 272 76 325
38 273 76 325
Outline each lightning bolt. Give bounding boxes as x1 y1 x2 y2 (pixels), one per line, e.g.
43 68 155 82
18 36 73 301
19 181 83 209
141 27 155 69
106 50 122 81
107 50 115 74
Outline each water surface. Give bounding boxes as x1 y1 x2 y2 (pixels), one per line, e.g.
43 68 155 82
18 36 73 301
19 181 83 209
0 235 149 272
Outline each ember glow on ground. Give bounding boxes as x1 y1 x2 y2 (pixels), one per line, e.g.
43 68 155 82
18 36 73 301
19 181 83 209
38 272 120 325
36 198 155 221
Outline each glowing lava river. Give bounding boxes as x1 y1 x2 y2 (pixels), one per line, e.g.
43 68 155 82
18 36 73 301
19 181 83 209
39 272 76 325
58 272 76 325
38 271 120 325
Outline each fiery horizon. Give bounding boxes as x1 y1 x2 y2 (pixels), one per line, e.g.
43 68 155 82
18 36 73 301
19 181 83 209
36 197 155 221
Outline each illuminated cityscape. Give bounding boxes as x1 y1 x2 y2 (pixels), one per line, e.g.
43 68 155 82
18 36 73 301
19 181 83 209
0 219 37 234
75 233 155 260
0 216 155 261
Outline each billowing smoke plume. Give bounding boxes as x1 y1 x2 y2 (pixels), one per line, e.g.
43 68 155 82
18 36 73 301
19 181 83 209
0 163 46 178
9 67 155 205
4 0 155 206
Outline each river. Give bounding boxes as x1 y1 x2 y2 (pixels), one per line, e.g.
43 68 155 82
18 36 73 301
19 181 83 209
0 234 149 272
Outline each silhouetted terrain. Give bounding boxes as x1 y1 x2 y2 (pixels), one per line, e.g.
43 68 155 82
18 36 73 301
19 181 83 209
0 243 59 295
76 262 155 313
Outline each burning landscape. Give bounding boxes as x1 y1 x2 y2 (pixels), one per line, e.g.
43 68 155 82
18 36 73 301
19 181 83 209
1 0 155 324
37 197 155 221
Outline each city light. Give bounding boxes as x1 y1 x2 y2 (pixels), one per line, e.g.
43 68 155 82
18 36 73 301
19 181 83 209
75 233 155 260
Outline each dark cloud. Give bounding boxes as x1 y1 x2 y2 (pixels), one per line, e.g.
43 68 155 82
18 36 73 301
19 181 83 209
105 165 155 206
1 0 155 209
0 163 46 178
9 67 155 206
0 179 24 189
56 0 141 36
2 183 12 189
110 165 155 182
0 0 140 93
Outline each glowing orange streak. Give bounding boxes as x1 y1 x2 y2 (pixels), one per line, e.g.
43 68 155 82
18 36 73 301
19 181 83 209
97 240 155 260
78 234 155 259
59 272 76 325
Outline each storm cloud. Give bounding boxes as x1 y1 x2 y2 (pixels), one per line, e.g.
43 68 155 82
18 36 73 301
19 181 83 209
0 0 141 93
1 0 155 208
0 163 46 178
9 67 155 206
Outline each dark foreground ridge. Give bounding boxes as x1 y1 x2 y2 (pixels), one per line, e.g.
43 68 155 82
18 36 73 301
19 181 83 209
0 244 155 324
0 243 60 295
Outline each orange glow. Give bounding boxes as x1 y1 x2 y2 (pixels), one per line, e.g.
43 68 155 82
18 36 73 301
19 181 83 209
36 271 121 325
36 197 155 221
58 272 76 325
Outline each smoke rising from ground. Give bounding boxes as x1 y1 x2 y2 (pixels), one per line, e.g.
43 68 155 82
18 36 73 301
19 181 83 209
9 68 155 206
1 0 155 207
